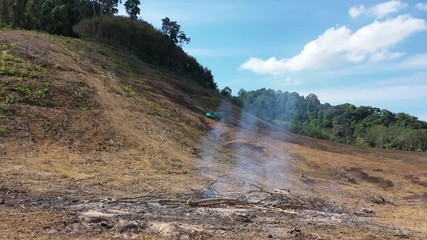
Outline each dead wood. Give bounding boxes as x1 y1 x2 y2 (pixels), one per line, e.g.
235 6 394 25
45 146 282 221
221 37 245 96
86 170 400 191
106 182 343 214
158 198 248 207
174 187 337 213
363 190 396 205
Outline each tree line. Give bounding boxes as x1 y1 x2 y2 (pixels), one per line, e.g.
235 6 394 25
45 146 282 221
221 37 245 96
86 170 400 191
0 0 217 90
231 88 427 151
0 1 142 35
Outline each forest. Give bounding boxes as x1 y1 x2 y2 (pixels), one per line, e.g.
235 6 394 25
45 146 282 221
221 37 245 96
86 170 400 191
0 0 217 90
233 88 427 151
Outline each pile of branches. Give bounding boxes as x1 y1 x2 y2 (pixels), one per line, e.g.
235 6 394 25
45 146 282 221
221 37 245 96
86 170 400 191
363 190 395 205
328 167 357 184
157 183 343 213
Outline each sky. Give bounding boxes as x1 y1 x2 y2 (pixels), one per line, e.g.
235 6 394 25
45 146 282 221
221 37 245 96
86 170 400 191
119 1 427 121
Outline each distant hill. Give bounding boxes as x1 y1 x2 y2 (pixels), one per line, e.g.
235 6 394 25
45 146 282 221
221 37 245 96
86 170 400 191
234 88 427 151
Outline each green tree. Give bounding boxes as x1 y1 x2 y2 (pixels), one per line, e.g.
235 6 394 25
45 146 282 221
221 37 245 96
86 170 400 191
305 93 320 120
41 0 69 35
161 17 190 45
94 0 121 39
100 0 120 15
24 0 43 29
0 0 12 25
220 86 232 97
124 0 140 37
11 0 28 27
124 0 140 20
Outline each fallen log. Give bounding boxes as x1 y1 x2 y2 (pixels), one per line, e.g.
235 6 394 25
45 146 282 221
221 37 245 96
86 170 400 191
158 198 248 207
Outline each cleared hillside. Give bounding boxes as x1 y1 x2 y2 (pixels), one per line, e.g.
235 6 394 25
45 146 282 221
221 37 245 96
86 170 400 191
1 31 427 239
0 29 221 192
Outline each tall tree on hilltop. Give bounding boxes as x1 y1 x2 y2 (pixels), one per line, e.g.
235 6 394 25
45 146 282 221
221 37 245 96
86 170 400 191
11 0 28 27
25 0 43 30
0 0 11 25
94 0 121 40
124 0 140 34
90 0 98 38
220 86 232 98
124 0 140 20
161 17 190 46
40 0 68 34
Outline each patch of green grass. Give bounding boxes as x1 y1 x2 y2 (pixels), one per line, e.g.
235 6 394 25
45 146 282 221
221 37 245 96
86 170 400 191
46 34 81 60
73 89 84 101
123 85 137 97
178 120 188 132
0 24 13 32
4 95 14 104
72 89 93 110
95 46 140 78
140 95 168 116
0 83 31 104
1 80 51 106
0 42 48 78
95 65 108 77
13 83 31 98
0 102 5 137
97 46 120 64
34 83 49 100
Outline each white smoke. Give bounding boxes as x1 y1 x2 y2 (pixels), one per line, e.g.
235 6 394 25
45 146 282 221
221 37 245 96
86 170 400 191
198 99 294 192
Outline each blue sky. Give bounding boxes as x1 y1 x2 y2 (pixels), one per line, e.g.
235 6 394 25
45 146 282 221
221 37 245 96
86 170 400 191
119 1 427 121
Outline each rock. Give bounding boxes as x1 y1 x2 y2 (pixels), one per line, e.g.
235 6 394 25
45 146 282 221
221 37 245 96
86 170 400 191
0 197 4 204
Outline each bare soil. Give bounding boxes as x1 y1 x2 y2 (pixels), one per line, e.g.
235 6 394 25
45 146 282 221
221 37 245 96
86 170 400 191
1 30 427 239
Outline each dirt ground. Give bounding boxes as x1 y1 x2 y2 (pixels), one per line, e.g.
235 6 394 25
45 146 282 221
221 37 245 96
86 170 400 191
1 30 427 239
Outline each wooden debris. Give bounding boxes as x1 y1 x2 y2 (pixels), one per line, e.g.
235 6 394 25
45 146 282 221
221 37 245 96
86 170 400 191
363 190 396 205
154 183 342 214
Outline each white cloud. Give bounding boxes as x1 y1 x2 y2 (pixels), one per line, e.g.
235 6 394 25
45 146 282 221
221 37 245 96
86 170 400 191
240 15 427 75
416 3 427 11
310 85 427 104
349 5 366 18
400 53 427 69
371 0 408 18
369 50 404 62
349 1 408 19
240 57 287 75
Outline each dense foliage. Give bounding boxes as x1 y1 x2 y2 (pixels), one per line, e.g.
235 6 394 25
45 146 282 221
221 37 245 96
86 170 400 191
74 16 217 90
0 0 100 35
0 0 217 90
235 88 427 151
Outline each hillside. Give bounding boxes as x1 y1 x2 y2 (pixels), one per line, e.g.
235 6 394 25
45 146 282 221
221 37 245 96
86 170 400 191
1 30 427 239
